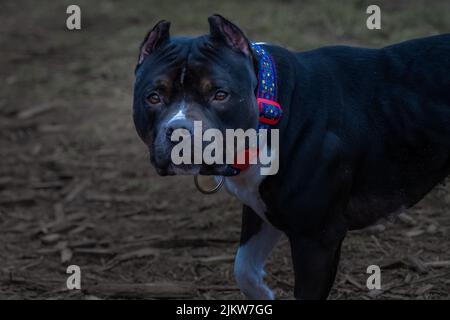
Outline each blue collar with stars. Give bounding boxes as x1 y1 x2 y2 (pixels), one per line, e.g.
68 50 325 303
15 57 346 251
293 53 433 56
251 43 283 130
227 43 283 174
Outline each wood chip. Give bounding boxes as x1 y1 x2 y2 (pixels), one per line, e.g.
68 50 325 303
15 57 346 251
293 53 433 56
198 255 234 263
404 229 424 237
16 104 56 120
397 213 417 226
0 194 35 205
102 248 159 271
197 285 240 291
404 273 412 284
38 124 65 133
423 260 450 268
344 275 364 290
411 271 450 284
53 203 65 222
74 248 114 255
114 248 159 262
60 248 73 264
426 224 438 234
31 181 64 190
64 179 89 203
84 295 102 300
41 234 61 245
366 224 386 233
84 282 195 299
85 193 148 203
153 200 169 211
370 235 389 255
406 255 428 273
69 239 98 249
416 284 433 295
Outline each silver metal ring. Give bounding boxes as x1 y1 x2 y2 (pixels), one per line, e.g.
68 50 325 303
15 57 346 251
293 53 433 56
194 175 224 195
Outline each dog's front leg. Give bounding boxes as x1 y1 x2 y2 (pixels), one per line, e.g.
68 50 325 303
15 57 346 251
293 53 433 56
234 205 282 300
288 223 347 300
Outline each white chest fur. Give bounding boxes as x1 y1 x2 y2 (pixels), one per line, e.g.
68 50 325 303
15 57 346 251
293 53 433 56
223 164 268 221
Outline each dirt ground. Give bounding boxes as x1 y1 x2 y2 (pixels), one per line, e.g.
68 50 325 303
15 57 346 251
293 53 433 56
1 0 450 300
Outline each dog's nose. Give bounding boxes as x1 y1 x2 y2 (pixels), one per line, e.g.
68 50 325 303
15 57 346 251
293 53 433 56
165 119 194 141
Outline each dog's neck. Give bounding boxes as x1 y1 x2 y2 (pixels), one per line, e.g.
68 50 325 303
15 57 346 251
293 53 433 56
223 44 298 222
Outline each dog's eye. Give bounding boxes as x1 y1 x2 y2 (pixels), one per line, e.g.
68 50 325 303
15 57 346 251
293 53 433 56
146 93 161 105
213 90 229 101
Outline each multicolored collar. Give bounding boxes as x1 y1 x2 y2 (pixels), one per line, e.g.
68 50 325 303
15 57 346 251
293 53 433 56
252 43 282 130
229 43 283 174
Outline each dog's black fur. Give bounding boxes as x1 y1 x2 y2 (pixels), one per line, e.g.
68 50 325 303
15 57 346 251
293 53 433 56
260 31 450 298
133 15 450 299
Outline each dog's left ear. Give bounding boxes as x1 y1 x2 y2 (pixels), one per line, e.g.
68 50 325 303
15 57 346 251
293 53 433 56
208 14 251 57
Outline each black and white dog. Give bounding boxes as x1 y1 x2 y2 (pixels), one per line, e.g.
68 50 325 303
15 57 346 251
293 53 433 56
133 14 450 299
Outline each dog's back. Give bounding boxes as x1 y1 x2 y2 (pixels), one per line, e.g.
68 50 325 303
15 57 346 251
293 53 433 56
291 34 450 228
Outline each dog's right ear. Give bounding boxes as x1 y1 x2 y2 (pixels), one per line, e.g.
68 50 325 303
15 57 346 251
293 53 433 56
137 20 171 65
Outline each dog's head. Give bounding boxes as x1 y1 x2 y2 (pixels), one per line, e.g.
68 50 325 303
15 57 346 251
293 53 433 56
133 15 258 176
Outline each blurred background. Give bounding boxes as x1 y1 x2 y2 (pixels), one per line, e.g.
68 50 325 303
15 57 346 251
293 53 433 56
1 0 449 299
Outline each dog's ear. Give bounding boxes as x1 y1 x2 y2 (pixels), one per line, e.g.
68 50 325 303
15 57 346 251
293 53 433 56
138 20 171 64
208 14 251 57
